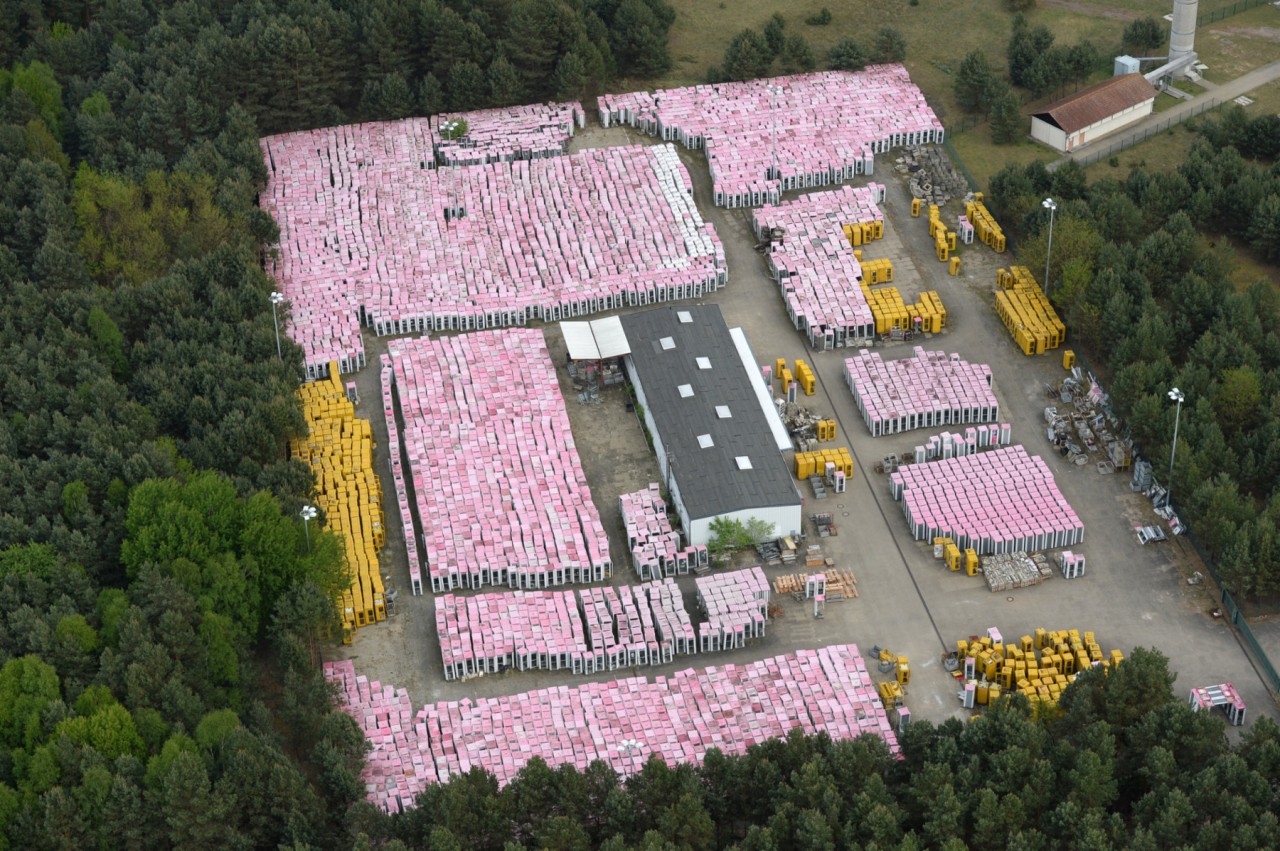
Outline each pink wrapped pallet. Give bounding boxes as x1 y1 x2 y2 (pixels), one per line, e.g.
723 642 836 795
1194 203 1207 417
751 185 885 348
431 103 585 165
599 67 942 207
326 644 898 809
845 348 1001 437
619 484 707 579
387 330 612 591
888 445 1084 555
260 127 725 378
695 567 771 652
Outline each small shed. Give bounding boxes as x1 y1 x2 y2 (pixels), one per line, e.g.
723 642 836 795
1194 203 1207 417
1029 74 1157 153
561 316 630 386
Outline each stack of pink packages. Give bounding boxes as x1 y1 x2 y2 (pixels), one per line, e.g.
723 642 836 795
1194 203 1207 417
599 67 942 207
388 330 611 591
844 347 1001 437
435 580 696 680
325 643 899 811
751 185 885 349
260 124 725 379
619 484 708 579
431 103 584 165
889 445 1084 554
380 355 423 595
695 567 771 651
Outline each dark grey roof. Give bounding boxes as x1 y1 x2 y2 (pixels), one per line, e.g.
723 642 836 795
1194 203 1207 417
620 305 801 520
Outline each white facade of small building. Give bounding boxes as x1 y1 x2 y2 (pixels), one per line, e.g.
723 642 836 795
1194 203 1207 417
1030 97 1154 153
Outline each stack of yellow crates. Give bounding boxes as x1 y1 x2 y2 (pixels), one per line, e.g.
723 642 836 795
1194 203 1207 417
793 359 816 395
994 267 1066 355
957 628 1123 709
860 277 947 336
816 420 836 441
843 219 884 247
860 258 894 285
292 363 387 643
965 196 1006 252
794 448 854 479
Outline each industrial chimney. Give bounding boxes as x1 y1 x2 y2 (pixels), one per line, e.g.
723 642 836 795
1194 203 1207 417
1168 0 1198 67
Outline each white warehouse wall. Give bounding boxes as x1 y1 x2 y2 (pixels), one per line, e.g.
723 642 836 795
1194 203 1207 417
687 504 804 549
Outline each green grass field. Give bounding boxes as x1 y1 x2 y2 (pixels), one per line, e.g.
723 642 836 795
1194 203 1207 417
657 0 1280 193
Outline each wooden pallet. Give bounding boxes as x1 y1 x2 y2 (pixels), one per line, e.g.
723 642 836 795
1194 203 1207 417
772 568 858 599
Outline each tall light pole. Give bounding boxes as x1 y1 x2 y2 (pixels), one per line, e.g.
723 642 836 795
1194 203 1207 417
269 291 284 360
440 118 463 222
301 504 317 552
1042 197 1058 298
1167 387 1184 508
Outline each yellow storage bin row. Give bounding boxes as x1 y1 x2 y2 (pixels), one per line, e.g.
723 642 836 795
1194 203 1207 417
861 279 948 335
793 359 816 395
816 419 836 441
291 361 387 643
994 267 1065 355
956 626 1124 711
843 219 884 246
861 258 894 285
794 447 854 480
965 198 1006 253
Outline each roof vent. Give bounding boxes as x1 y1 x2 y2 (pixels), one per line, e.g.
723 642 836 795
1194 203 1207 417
735 456 753 470
696 356 711 370
697 434 714 449
678 384 694 398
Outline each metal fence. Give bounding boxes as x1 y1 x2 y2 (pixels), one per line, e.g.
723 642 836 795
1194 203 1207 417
1199 0 1272 25
1222 588 1280 691
1069 96 1224 168
941 137 979 191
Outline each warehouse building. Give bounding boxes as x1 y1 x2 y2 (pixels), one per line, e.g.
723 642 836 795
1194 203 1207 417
620 305 802 547
1029 73 1156 153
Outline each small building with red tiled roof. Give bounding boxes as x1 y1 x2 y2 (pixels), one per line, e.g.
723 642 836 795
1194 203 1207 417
1029 74 1157 153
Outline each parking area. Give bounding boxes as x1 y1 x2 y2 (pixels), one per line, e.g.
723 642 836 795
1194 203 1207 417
328 127 1275 730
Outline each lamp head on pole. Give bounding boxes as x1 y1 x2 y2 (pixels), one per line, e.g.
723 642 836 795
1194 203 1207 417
1168 387 1184 404
300 505 318 522
1042 197 1057 213
270 291 284 305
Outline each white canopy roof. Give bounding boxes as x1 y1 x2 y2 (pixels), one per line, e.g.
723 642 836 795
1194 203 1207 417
561 316 631 360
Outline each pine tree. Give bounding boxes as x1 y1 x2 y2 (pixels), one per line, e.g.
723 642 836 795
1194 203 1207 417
953 50 994 114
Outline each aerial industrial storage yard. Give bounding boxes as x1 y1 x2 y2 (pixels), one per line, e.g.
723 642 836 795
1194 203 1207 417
264 67 1266 813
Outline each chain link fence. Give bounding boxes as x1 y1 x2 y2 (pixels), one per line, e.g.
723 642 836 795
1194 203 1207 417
1199 0 1272 25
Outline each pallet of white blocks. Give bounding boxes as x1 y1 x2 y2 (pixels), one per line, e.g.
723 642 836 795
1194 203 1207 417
599 67 942 207
1058 550 1085 579
619 484 708 579
910 426 1012 463
750 185 886 348
845 347 1001 437
696 566 771 651
260 121 725 378
380 355 423 595
389 331 612 591
1189 682 1246 726
325 644 898 810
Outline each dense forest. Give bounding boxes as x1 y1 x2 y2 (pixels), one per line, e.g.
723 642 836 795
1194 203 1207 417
987 108 1280 596
2 0 1280 847
0 0 676 846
